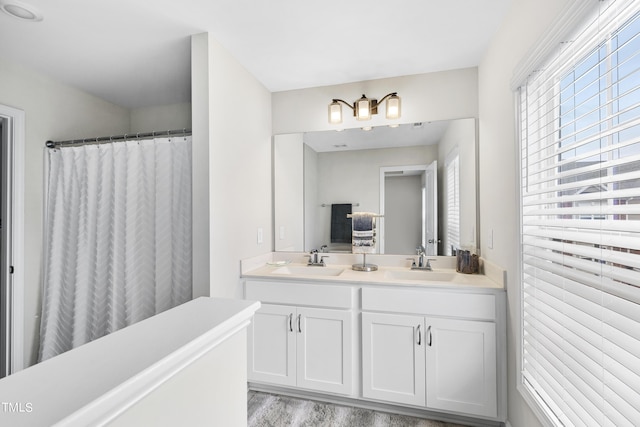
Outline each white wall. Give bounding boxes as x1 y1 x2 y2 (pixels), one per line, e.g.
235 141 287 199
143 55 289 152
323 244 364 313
274 134 304 251
477 0 573 426
130 102 192 133
273 68 478 135
192 33 272 299
0 58 131 367
109 331 247 427
191 34 211 299
303 144 319 251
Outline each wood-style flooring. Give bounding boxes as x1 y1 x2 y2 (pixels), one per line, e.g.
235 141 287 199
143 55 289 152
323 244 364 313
248 391 469 427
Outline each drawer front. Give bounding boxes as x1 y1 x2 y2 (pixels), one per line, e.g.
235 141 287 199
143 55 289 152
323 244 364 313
245 280 353 309
362 287 496 321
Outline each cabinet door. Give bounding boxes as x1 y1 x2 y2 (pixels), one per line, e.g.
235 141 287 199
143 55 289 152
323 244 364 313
296 307 353 395
362 312 425 406
425 317 497 418
247 304 296 387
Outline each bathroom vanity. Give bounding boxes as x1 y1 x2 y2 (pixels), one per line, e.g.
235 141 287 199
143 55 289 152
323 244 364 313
242 253 506 426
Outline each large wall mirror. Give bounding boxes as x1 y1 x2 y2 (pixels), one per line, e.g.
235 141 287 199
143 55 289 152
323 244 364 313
273 118 478 256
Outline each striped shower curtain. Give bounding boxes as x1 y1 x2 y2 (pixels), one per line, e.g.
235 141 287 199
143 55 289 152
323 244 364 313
38 136 193 362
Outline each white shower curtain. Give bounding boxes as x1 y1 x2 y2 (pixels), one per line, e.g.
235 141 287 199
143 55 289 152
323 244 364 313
38 136 193 362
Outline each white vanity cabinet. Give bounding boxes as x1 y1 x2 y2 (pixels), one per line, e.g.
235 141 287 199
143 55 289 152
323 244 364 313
247 303 296 387
243 268 506 424
425 317 496 417
362 312 426 406
361 287 499 419
245 280 354 395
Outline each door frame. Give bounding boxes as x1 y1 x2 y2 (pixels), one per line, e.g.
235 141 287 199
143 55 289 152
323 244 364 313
379 162 437 255
0 104 25 376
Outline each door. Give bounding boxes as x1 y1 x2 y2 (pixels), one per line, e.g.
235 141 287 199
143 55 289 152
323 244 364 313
384 174 423 254
0 105 24 377
247 304 296 386
362 312 425 406
296 307 352 395
0 118 5 377
425 317 497 418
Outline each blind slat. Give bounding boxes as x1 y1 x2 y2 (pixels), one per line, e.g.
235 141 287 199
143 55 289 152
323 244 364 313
523 218 640 232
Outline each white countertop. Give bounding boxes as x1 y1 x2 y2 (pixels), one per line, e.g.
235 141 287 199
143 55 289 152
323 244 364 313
243 260 504 291
0 297 260 427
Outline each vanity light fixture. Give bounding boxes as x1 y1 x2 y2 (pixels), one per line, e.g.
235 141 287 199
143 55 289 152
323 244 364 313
328 92 401 124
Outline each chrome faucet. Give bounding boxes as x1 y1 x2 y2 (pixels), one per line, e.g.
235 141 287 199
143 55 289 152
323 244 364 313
417 245 426 267
305 249 328 266
408 245 435 271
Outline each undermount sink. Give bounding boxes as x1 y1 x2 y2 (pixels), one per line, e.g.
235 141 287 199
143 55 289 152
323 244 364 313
271 266 344 277
384 270 458 282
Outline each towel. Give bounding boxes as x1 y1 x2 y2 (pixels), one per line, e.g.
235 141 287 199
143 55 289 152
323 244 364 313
351 212 376 254
331 204 352 243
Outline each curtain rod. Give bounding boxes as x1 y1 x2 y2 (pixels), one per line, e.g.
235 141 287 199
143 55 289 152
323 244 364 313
45 128 192 148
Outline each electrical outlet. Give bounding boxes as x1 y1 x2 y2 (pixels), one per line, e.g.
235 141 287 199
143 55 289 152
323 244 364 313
257 227 263 244
279 226 285 240
488 229 494 249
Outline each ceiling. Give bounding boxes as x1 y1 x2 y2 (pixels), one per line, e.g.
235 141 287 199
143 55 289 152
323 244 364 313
0 0 512 109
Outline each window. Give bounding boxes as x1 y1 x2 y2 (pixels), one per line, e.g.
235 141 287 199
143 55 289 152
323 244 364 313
519 0 640 425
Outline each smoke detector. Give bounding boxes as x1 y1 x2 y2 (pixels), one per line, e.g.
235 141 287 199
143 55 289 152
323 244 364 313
0 1 43 22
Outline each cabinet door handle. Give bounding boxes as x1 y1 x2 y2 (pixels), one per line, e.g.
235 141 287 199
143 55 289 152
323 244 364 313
288 313 293 332
297 314 302 333
427 325 432 346
417 324 422 346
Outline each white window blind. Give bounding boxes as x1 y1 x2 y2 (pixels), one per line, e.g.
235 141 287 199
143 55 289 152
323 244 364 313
519 0 640 426
446 152 460 255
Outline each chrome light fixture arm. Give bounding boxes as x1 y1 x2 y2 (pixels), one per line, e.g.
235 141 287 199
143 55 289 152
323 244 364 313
376 92 398 104
331 98 356 113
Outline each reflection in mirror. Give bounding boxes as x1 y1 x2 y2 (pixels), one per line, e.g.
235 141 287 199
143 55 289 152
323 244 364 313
380 163 437 255
273 118 477 256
